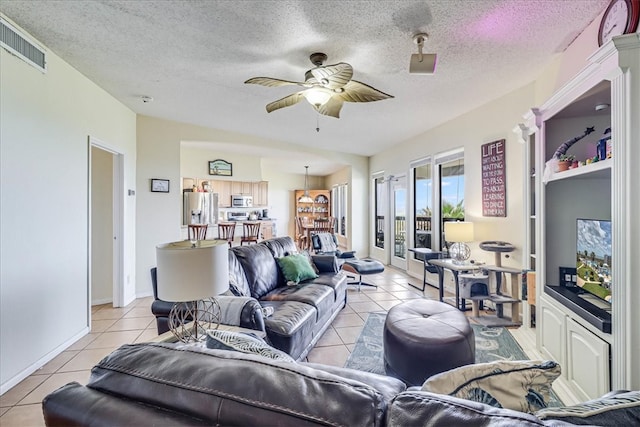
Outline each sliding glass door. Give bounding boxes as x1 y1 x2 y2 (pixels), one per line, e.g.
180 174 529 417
390 176 407 269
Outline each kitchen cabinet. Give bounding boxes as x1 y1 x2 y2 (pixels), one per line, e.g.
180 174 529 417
210 180 232 207
182 178 268 208
231 181 251 195
260 221 275 240
252 181 269 207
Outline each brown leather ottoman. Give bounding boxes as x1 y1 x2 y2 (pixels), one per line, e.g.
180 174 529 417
383 299 475 386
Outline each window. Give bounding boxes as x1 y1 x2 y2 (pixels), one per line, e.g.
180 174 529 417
331 183 348 237
438 154 465 251
413 161 433 250
374 176 385 248
410 150 464 255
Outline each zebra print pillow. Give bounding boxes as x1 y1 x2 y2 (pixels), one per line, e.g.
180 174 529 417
422 360 561 414
206 330 295 362
535 390 640 425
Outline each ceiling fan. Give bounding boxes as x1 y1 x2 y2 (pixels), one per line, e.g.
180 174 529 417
244 52 393 118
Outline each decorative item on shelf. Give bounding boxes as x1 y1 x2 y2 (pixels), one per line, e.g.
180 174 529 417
298 166 314 203
598 127 612 160
556 154 576 172
444 221 474 265
155 240 229 343
543 127 595 182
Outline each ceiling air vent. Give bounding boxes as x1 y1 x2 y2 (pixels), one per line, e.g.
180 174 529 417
1 18 46 73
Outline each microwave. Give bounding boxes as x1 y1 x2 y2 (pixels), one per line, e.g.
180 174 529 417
231 195 253 207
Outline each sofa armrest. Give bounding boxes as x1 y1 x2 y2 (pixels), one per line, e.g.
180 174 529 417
217 296 265 332
311 255 339 273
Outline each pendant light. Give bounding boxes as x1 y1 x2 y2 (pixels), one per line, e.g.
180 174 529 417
299 166 314 203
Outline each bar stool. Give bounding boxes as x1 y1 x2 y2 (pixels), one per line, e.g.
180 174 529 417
216 222 236 247
241 222 261 245
187 224 208 241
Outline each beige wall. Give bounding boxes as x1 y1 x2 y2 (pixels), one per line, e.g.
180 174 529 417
0 17 136 392
369 83 536 281
136 116 368 295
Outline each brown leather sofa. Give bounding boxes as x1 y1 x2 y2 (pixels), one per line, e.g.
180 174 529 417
151 236 347 361
42 343 639 426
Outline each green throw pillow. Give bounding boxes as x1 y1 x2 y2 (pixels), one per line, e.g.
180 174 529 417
277 253 318 284
422 360 561 414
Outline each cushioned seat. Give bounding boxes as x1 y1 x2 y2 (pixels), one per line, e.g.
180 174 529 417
383 299 475 386
262 284 334 320
259 300 317 358
341 259 385 290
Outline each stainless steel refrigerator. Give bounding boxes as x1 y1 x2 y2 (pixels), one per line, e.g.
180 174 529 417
183 192 219 225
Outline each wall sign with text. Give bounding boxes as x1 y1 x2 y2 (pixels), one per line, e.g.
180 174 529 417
481 139 506 217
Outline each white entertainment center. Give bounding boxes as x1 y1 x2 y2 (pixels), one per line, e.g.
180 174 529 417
520 34 640 401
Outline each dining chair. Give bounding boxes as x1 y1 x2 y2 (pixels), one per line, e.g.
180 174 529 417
216 222 236 247
187 224 208 241
313 218 332 233
295 216 309 250
241 222 261 245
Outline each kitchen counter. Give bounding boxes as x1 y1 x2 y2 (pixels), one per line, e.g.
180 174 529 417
180 220 277 241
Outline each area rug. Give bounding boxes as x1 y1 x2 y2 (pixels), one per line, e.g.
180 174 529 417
344 312 562 405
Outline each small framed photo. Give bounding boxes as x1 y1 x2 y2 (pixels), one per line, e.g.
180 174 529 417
209 159 232 176
150 178 170 193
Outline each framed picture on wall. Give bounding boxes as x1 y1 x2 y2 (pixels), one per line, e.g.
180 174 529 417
209 159 232 176
150 178 170 193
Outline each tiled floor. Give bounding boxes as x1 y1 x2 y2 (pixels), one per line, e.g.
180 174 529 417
0 266 442 426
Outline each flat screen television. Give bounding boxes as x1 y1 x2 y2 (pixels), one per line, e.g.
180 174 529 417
576 218 612 303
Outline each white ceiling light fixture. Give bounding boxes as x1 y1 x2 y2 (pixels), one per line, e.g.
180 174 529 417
595 103 610 111
409 33 437 75
299 166 314 203
245 52 393 118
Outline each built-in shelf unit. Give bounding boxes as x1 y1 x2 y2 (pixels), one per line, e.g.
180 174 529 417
521 34 640 401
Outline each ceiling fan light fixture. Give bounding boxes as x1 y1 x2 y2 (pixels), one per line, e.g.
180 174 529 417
304 88 332 107
409 33 437 74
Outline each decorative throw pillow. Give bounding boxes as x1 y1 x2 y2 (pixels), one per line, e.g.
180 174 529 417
421 360 561 414
535 390 640 425
206 329 295 362
276 253 318 284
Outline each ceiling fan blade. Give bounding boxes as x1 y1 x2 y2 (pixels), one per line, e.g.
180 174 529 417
245 77 309 88
315 97 343 118
310 62 353 89
265 92 305 113
338 80 394 103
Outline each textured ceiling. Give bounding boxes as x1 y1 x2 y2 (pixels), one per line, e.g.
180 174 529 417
1 0 609 174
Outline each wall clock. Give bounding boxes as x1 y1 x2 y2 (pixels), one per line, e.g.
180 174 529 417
598 0 640 46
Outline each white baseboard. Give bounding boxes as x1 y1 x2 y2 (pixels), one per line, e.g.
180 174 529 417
135 290 153 299
0 327 89 395
91 297 112 306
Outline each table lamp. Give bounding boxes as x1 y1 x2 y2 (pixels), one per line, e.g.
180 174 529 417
444 221 474 265
156 240 229 342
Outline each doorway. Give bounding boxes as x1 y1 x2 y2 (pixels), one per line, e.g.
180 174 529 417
89 137 124 313
390 175 407 270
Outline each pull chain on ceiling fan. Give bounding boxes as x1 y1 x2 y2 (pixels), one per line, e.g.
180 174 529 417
245 53 394 118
